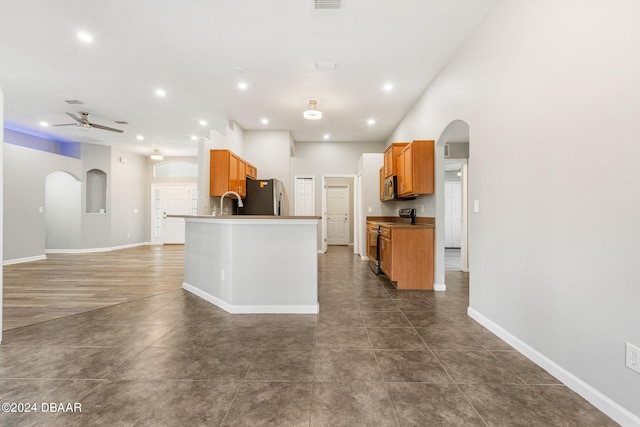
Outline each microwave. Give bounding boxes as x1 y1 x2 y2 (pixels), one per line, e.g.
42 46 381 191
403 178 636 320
382 175 416 201
382 176 397 201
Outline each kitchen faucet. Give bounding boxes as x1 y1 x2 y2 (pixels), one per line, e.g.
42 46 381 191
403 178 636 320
220 191 244 215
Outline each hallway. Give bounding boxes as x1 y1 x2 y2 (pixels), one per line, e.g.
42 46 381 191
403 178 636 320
0 246 614 425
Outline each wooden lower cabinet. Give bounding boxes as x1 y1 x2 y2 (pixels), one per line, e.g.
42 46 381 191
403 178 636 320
379 225 434 290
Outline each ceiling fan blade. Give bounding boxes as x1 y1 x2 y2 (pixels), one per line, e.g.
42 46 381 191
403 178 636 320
52 123 76 126
90 123 124 133
66 112 83 123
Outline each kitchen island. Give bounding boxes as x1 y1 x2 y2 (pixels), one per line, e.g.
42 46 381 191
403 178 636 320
170 215 320 314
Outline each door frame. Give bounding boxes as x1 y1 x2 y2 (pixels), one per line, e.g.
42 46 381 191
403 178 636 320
321 175 356 253
325 184 350 246
443 159 468 272
294 175 316 216
150 183 197 245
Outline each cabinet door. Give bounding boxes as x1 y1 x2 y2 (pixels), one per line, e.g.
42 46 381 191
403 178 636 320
229 154 247 197
397 150 406 195
397 144 415 196
383 149 393 177
210 150 231 196
403 144 413 195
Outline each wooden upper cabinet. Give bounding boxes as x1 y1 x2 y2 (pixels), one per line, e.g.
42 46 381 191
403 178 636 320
210 150 257 198
383 142 409 178
246 163 257 180
379 167 384 201
397 140 434 197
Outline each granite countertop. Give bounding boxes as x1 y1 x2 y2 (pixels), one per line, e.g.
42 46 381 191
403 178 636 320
168 214 321 220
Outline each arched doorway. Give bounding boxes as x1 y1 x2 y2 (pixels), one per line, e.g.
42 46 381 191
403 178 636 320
435 120 470 289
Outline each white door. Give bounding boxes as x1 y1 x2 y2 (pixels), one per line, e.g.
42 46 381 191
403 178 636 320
295 177 314 215
444 181 462 248
152 184 197 244
326 185 349 245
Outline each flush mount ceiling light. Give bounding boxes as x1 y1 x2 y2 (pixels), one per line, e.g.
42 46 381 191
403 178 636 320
150 149 164 160
303 99 322 120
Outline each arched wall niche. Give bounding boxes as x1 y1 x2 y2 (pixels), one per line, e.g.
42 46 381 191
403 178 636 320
86 168 107 213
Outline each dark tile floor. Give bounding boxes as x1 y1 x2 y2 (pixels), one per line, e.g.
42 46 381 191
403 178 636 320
0 246 617 426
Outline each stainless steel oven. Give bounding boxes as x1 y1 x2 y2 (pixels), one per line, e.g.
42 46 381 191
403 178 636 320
367 223 381 274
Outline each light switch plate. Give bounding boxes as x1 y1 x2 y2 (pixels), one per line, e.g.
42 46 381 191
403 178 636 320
473 200 479 213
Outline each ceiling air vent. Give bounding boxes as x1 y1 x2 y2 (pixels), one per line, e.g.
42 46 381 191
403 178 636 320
314 0 342 10
64 99 84 104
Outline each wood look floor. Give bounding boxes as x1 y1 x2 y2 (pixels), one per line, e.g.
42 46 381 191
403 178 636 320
2 245 184 331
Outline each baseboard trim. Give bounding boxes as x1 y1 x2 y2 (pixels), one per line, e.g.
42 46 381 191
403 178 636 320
3 255 47 266
433 283 447 292
183 282 320 314
467 307 640 427
45 242 149 254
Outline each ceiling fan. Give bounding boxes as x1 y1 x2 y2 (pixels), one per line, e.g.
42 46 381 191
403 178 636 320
53 111 124 133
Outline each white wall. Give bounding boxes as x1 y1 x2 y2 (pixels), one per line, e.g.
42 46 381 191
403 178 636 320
243 130 293 214
111 147 147 247
387 0 640 422
3 133 149 259
357 153 384 257
45 171 82 249
3 142 82 261
291 141 384 250
1 87 4 339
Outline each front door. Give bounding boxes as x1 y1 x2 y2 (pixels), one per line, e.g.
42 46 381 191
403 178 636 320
326 185 349 245
152 184 197 244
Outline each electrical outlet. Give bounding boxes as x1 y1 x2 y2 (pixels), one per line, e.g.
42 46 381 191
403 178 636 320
626 342 640 374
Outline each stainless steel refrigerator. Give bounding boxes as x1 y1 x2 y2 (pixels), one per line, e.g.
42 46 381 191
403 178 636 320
238 178 284 215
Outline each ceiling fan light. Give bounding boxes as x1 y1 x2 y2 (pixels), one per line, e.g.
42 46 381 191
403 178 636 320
150 149 164 160
303 99 322 120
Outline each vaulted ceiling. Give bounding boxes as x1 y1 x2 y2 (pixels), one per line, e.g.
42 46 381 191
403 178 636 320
0 0 493 157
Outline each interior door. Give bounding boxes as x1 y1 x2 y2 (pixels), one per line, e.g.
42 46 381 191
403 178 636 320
444 181 462 248
295 177 314 215
326 185 349 245
160 184 197 244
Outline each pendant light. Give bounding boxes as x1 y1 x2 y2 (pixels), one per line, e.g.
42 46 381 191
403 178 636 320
303 99 322 120
150 149 164 160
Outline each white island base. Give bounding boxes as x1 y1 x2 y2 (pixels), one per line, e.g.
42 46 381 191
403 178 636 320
178 216 319 314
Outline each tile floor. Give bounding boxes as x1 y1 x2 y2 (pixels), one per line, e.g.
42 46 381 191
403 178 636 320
0 246 616 426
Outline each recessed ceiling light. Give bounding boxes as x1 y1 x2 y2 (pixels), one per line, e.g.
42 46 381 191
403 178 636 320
199 120 208 126
237 81 248 90
191 135 198 141
155 89 167 97
367 119 376 125
323 134 330 140
383 83 394 92
136 135 144 141
261 118 269 125
39 121 49 127
77 31 94 44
